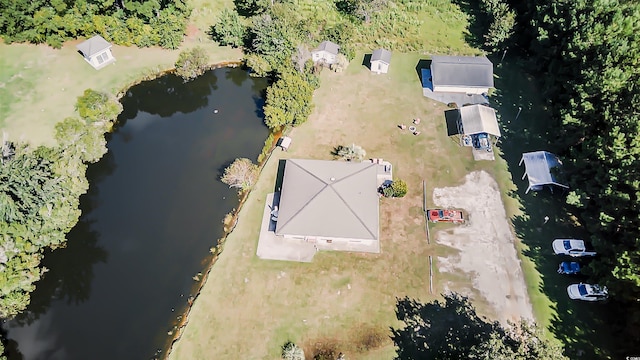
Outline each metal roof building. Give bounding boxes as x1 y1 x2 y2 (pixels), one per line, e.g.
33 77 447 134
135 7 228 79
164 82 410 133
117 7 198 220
430 55 494 94
519 151 569 193
275 159 379 242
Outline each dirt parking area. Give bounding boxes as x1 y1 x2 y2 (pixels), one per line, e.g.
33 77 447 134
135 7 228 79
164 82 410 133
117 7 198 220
433 171 534 323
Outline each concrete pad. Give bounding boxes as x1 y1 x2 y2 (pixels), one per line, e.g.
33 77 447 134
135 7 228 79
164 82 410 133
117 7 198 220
256 193 317 262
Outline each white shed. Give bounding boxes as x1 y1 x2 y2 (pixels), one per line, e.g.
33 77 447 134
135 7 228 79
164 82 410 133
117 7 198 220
311 41 340 65
519 151 569 194
370 49 391 74
76 35 116 70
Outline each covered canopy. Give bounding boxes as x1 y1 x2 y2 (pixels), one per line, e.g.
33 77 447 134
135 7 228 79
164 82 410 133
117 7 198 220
519 151 568 193
459 104 501 137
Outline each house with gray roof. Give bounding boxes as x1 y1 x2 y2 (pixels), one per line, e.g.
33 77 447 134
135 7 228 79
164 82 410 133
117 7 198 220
457 104 501 138
311 41 340 65
370 48 391 74
274 159 380 252
430 55 493 94
76 35 116 70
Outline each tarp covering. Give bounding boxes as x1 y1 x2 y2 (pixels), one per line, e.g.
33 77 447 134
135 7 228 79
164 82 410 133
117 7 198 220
459 104 501 137
519 151 569 193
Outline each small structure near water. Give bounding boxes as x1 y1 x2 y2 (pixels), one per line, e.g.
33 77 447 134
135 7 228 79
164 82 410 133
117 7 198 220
76 35 116 70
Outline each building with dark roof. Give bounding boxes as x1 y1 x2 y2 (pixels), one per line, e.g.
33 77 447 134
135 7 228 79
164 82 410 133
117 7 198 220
430 55 494 94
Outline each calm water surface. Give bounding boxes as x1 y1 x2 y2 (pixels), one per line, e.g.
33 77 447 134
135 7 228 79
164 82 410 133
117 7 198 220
3 68 269 360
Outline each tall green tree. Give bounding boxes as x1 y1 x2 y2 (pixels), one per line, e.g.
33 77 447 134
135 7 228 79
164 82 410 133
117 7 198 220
263 70 314 130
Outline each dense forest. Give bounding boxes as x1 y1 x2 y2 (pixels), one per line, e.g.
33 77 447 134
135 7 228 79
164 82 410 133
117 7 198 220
0 0 190 48
1 0 639 357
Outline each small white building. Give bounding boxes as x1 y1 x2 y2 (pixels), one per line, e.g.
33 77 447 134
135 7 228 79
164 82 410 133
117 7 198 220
311 41 340 65
76 35 116 70
370 48 391 74
430 55 493 94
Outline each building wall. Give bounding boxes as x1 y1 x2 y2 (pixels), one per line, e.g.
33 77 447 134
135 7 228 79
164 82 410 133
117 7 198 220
370 61 389 74
433 85 488 95
87 49 115 70
312 51 337 65
281 234 379 253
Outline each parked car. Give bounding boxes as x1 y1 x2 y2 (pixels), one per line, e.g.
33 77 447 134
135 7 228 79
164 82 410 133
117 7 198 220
552 239 597 257
567 283 608 301
557 261 581 275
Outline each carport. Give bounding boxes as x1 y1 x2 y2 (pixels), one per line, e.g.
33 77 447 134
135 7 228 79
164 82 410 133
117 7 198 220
519 151 569 193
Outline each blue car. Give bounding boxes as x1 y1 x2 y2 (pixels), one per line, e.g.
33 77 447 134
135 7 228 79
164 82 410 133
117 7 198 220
558 261 581 275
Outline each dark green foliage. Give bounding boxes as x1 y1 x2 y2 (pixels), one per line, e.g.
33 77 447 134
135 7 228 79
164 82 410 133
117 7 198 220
0 0 190 48
263 70 314 130
174 47 210 82
512 0 640 347
0 89 118 319
392 294 566 359
210 7 246 47
234 0 269 17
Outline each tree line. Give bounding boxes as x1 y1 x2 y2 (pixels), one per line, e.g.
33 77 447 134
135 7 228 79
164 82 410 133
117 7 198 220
0 0 190 48
0 90 121 356
473 0 640 353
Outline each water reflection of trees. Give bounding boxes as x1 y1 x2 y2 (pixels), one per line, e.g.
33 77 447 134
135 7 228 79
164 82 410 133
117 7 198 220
10 216 107 327
118 71 218 121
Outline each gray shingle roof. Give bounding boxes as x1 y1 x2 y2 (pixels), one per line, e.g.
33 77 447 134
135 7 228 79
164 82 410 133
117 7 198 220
430 55 494 89
371 48 392 65
76 35 112 57
459 104 501 137
275 159 379 241
315 41 340 55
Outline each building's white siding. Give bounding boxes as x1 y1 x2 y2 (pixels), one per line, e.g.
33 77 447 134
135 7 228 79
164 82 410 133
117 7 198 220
312 51 337 65
433 85 488 95
370 60 389 74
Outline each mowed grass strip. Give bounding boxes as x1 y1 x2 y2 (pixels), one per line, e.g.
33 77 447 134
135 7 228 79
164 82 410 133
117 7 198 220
168 53 514 359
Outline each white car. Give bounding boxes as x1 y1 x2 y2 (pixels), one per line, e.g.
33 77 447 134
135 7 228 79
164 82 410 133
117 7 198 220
552 239 597 257
567 283 608 301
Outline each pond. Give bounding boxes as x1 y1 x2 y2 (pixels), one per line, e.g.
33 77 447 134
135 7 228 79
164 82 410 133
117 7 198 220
2 68 269 360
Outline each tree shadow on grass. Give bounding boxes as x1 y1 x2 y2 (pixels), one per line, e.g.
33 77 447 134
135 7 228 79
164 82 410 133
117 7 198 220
450 0 488 49
491 57 618 359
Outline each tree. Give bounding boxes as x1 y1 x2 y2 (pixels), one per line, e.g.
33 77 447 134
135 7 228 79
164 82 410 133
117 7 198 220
336 144 366 161
392 293 566 360
54 117 108 163
75 89 123 125
234 0 269 16
210 7 246 47
221 158 259 192
281 341 305 360
263 70 314 130
174 46 210 81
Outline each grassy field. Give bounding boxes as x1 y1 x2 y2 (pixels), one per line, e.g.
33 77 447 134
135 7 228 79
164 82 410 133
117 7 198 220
168 52 529 359
0 0 239 146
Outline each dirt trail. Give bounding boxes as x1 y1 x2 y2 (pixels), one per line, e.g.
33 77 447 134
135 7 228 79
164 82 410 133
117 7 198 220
433 171 534 323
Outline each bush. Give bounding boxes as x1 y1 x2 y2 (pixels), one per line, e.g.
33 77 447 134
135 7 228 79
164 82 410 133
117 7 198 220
210 8 246 47
174 47 210 81
281 341 304 360
221 158 259 192
391 179 408 197
335 144 366 161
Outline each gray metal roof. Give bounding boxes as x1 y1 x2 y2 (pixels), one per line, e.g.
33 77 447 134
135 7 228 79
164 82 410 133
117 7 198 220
371 48 392 65
314 41 340 55
430 55 494 89
459 104 501 137
76 35 112 57
275 159 379 241
519 151 569 192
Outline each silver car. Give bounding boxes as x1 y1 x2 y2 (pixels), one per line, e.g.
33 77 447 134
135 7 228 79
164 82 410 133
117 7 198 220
567 283 608 301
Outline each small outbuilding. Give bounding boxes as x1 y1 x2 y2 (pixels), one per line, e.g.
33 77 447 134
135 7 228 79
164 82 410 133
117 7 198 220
519 151 569 194
370 48 391 74
277 136 292 151
457 104 501 146
311 41 340 65
76 35 116 70
430 55 493 94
